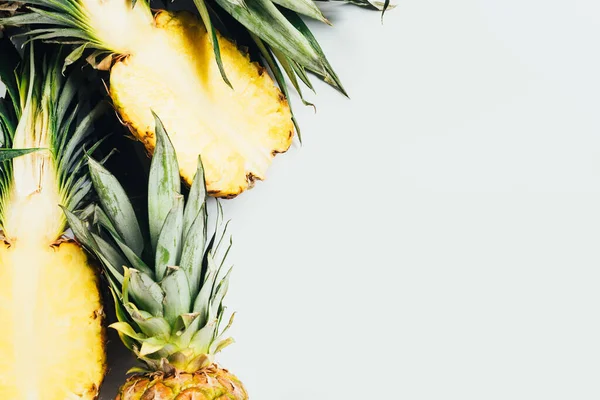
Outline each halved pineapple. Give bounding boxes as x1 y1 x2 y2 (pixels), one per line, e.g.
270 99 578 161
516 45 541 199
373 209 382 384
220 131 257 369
0 42 106 399
110 10 294 197
0 0 361 197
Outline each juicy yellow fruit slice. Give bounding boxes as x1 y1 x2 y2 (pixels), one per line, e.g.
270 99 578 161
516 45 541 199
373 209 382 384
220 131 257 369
0 241 105 399
110 11 294 197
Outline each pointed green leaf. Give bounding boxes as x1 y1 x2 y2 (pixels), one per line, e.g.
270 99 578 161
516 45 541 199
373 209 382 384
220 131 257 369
189 319 218 353
0 11 72 27
290 60 315 92
180 205 207 295
282 9 346 95
172 313 199 335
212 337 234 354
160 266 191 325
109 288 132 325
62 102 107 174
155 195 184 281
272 47 315 107
127 366 150 374
109 322 146 341
183 156 206 239
148 112 180 251
132 316 171 339
192 251 219 323
109 231 154 277
214 0 326 75
129 269 164 317
88 157 144 255
0 148 41 162
62 44 87 73
93 205 121 240
61 206 97 252
210 267 232 317
175 314 201 349
272 0 328 22
139 337 167 356
91 233 127 276
125 302 154 321
218 312 236 338
116 332 137 352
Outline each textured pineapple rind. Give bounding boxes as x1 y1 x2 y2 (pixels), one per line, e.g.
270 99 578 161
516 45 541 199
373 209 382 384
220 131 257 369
109 10 294 198
115 365 248 400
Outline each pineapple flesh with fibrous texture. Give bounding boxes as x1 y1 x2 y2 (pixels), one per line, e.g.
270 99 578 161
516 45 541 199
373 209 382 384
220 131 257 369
109 9 294 197
2 0 301 198
0 40 106 399
0 0 385 197
65 115 246 399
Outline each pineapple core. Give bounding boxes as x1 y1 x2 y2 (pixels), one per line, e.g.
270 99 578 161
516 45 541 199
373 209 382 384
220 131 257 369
0 113 105 398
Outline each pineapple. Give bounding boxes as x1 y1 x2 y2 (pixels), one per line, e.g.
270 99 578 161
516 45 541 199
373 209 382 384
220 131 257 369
65 115 246 399
0 40 106 399
0 0 385 197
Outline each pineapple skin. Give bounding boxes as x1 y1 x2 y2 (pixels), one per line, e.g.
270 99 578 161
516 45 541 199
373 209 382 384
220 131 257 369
109 10 294 198
115 366 247 400
0 240 106 399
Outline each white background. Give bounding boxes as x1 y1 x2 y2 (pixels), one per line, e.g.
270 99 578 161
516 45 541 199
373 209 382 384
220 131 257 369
4 0 600 398
218 1 600 399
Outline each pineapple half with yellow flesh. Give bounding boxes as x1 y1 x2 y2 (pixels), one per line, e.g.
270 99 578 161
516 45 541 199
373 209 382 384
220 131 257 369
65 115 246 399
0 40 106 399
0 0 380 197
2 0 301 197
108 9 294 197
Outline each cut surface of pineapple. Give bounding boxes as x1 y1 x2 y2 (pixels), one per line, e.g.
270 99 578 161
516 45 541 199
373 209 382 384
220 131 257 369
0 240 104 399
110 10 293 197
0 0 380 197
0 131 105 400
0 42 107 400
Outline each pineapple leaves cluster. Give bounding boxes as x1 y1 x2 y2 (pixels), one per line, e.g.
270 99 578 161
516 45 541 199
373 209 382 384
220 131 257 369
0 39 105 234
64 114 235 374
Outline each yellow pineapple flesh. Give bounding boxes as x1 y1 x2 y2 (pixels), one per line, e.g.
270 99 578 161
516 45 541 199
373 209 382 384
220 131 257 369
0 151 105 399
90 3 294 197
0 180 105 398
0 240 105 399
0 54 106 398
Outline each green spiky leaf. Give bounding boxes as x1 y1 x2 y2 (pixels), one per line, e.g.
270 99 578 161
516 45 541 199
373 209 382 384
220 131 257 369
155 195 184 281
148 112 180 251
88 157 144 256
0 148 41 161
160 266 191 325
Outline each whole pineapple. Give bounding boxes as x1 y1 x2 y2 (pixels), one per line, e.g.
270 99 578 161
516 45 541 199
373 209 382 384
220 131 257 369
0 40 106 399
65 114 246 399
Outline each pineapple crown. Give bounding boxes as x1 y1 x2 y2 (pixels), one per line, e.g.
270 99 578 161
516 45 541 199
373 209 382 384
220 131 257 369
64 114 235 374
0 38 105 239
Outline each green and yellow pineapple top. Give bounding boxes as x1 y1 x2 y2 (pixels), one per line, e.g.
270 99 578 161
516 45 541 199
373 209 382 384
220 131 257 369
0 40 106 399
66 115 246 399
